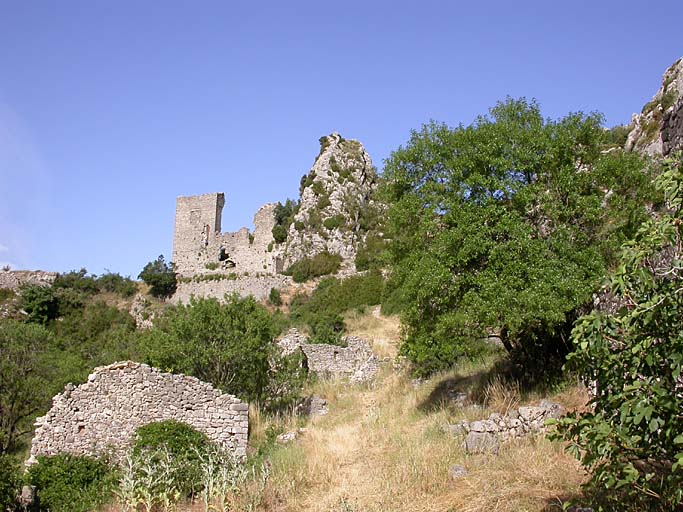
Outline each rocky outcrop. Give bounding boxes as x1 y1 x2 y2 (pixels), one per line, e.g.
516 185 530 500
0 270 57 290
626 58 683 156
283 134 379 273
128 294 155 329
449 400 565 454
278 328 380 383
27 361 248 465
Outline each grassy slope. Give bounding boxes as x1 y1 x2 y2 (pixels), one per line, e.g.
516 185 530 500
248 310 589 512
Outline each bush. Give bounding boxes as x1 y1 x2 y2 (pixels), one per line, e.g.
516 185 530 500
53 268 99 295
355 233 388 271
554 156 683 510
96 272 137 297
138 255 177 298
268 287 282 307
289 271 385 343
323 214 345 230
27 454 116 512
0 455 19 510
140 295 300 404
284 251 342 283
19 285 60 324
133 420 210 498
272 199 299 244
0 288 15 304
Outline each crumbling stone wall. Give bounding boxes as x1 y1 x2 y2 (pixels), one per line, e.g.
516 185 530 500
27 361 248 465
0 270 57 290
278 328 380 383
449 400 564 454
172 274 291 303
172 194 281 278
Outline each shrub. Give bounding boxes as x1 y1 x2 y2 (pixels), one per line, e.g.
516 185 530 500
96 272 137 297
53 268 99 295
355 233 387 271
554 156 683 511
316 193 331 210
204 262 219 270
268 287 282 307
19 285 60 324
27 454 116 512
138 255 177 298
284 251 342 283
0 455 19 510
139 295 300 404
289 271 385 343
323 214 345 231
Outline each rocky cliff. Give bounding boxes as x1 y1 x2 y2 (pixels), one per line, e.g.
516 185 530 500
626 57 683 156
281 133 379 272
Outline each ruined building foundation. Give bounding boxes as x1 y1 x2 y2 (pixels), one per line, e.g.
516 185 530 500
28 361 248 464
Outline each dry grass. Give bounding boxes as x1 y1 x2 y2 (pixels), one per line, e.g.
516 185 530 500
343 307 401 359
250 315 588 512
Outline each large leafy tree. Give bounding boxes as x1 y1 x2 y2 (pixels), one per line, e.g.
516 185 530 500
382 98 653 376
554 155 683 510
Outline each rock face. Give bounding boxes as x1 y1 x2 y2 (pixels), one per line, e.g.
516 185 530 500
278 328 380 383
27 361 248 465
450 400 565 454
0 270 57 290
283 133 379 272
626 57 683 156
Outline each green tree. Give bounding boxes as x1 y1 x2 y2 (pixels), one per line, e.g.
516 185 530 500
0 321 65 453
139 295 301 404
139 255 177 298
382 98 653 377
553 155 683 510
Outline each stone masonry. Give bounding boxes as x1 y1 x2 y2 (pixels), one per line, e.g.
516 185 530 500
27 361 248 465
278 328 380 383
173 194 281 277
448 400 565 454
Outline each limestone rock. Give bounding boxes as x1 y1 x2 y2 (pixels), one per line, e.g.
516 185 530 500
448 464 468 480
625 57 683 156
283 133 379 272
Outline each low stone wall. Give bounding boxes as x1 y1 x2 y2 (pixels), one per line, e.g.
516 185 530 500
279 328 380 383
172 274 291 303
27 361 248 465
0 270 57 290
449 400 564 454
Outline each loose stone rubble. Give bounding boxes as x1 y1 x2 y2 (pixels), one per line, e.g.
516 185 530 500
27 361 248 465
449 400 565 454
278 328 380 383
0 270 57 290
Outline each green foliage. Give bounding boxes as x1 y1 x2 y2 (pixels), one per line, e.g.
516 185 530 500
554 156 683 511
204 262 219 270
323 214 345 230
19 285 60 324
299 173 315 195
355 233 388 271
289 271 385 344
268 287 282 307
54 268 137 298
284 251 342 283
604 124 631 148
383 97 653 377
138 254 177 298
272 199 299 244
133 420 210 497
0 321 77 454
661 88 678 111
316 193 331 210
27 454 116 512
0 455 19 510
311 181 325 197
139 295 300 405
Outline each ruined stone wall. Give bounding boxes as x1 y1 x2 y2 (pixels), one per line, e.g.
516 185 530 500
28 361 248 464
172 274 291 303
278 328 380 383
0 270 57 290
173 195 280 277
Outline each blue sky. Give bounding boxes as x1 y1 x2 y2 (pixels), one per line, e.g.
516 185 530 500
1 1 681 277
